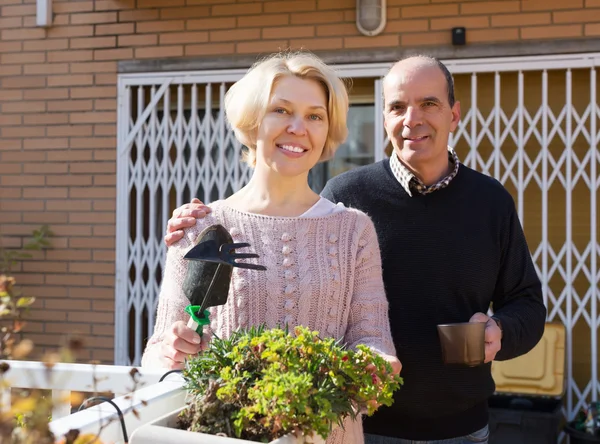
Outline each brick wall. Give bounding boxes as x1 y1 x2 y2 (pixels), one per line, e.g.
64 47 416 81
1 0 599 363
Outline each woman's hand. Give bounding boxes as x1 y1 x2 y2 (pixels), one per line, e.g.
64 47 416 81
379 352 402 376
158 320 206 369
164 198 211 247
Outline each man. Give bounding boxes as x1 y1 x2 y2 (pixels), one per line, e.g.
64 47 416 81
163 56 546 444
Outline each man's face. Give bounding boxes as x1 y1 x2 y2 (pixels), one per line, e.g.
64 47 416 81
383 61 460 173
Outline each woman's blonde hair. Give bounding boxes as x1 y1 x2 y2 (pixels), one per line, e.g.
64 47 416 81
224 51 349 167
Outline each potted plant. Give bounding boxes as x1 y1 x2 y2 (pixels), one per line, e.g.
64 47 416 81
130 325 403 443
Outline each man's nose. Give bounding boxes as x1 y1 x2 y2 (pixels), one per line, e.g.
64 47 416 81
287 115 307 135
403 106 422 128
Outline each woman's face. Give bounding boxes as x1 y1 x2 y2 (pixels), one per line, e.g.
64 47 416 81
254 75 329 178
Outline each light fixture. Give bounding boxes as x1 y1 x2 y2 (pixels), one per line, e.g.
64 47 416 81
36 0 52 27
356 0 386 37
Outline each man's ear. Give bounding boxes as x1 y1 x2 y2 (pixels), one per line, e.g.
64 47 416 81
450 101 461 132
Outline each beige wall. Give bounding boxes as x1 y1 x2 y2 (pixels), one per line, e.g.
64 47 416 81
1 0 600 362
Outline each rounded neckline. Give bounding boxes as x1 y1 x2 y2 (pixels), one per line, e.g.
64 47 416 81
214 200 347 221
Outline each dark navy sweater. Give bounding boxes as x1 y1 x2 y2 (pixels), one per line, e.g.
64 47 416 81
321 159 546 440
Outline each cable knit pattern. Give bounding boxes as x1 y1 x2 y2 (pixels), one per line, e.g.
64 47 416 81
142 200 396 444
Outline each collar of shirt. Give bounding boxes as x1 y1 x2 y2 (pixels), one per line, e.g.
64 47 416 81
389 147 461 197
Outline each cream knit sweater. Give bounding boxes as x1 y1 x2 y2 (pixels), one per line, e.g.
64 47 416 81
142 201 396 444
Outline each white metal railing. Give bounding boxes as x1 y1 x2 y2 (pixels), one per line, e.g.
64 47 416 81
49 376 185 443
1 360 171 419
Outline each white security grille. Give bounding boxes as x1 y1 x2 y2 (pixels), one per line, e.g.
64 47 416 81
116 54 600 429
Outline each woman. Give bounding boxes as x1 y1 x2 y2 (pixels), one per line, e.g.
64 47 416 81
142 51 399 444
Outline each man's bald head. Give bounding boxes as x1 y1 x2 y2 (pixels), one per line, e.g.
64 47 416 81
384 55 455 107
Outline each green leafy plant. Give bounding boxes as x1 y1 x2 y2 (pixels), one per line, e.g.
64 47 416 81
1 225 53 275
180 325 403 442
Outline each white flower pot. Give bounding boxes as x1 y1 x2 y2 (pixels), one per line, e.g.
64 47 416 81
129 406 326 444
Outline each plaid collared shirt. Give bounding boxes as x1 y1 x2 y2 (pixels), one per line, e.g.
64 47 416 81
389 147 461 197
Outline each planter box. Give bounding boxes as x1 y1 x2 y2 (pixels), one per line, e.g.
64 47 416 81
129 406 326 444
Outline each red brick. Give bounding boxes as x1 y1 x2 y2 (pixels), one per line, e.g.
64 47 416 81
492 12 551 27
522 0 583 10
2 101 46 113
521 24 582 39
93 47 133 60
186 17 235 30
69 237 114 249
93 175 116 185
214 1 261 15
70 61 116 73
0 90 22 100
1 174 46 186
119 34 159 46
160 31 208 44
24 63 69 74
94 99 117 110
1 51 44 64
2 126 46 137
70 36 116 49
46 199 92 211
69 111 115 124
469 27 520 42
1 150 45 162
344 34 399 48
49 225 92 236
48 49 94 62
431 15 489 30
23 113 69 125
118 9 159 21
23 160 68 172
185 42 235 56
0 139 23 149
1 75 46 88
93 124 116 136
401 30 448 46
210 28 258 42
95 22 134 35
48 100 94 112
45 299 91 311
0 65 21 76
317 0 352 9
22 187 68 198
402 3 458 18
317 23 358 36
71 11 117 24
264 0 314 13
290 37 342 51
70 187 114 198
135 45 184 58
47 175 94 186
291 10 344 24
0 17 23 29
46 275 92 287
0 41 22 53
95 0 135 10
47 150 93 162
263 25 314 39
160 6 209 19
237 13 290 28
92 200 116 211
0 114 22 125
2 4 35 15
460 1 520 14
71 86 116 99
1 28 46 40
47 125 93 137
23 39 69 51
585 23 600 35
93 275 115 286
69 262 114 274
70 162 115 174
23 138 68 150
70 136 115 148
554 9 600 23
137 0 183 7
48 25 94 38
384 19 430 33
54 1 93 12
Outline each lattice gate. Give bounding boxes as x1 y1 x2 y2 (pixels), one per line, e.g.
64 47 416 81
116 54 600 429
